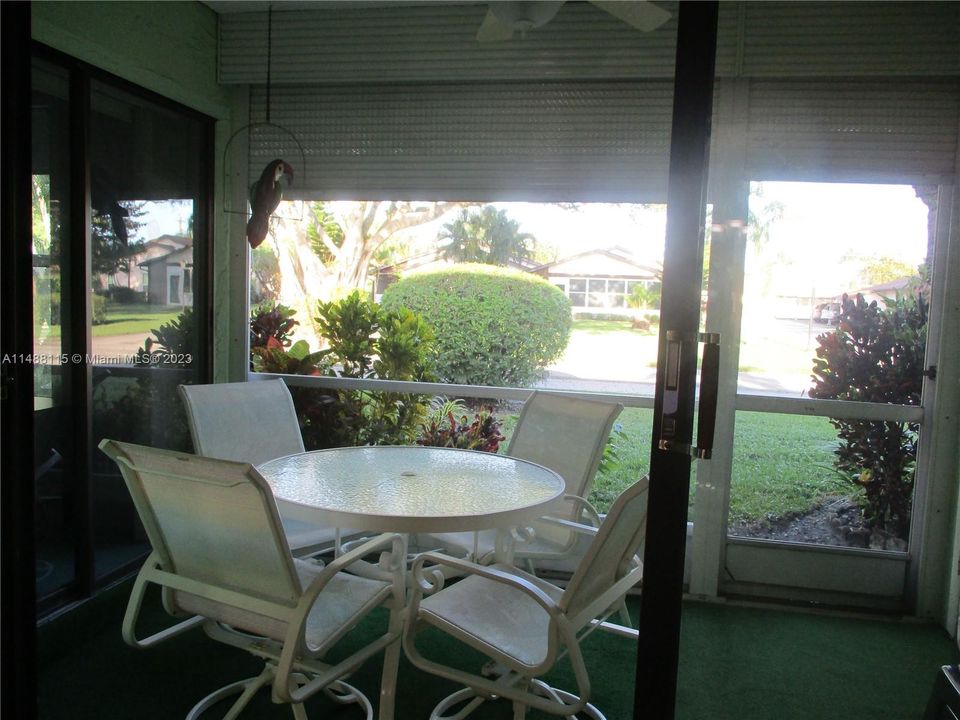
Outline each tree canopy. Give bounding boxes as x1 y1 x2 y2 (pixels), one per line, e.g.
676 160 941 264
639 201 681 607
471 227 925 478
265 200 466 341
438 205 534 266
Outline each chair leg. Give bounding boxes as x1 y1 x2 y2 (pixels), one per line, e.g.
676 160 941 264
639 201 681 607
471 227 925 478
529 679 606 720
321 681 373 718
429 688 486 720
186 664 275 720
615 598 632 628
378 607 405 720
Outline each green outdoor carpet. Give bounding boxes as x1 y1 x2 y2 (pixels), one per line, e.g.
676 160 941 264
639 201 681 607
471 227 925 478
37 579 956 720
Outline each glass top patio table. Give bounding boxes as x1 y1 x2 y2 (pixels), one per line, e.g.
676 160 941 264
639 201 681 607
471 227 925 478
257 446 565 535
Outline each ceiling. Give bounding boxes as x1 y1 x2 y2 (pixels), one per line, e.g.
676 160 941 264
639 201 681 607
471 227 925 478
203 1 473 13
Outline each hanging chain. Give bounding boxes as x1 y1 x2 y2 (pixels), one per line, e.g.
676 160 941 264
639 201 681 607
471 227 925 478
266 4 273 124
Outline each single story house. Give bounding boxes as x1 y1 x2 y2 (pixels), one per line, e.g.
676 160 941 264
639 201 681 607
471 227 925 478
100 234 191 296
138 243 194 306
530 246 662 315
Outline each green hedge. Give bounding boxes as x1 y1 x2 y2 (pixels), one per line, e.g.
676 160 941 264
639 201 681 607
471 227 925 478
91 294 108 325
380 264 571 387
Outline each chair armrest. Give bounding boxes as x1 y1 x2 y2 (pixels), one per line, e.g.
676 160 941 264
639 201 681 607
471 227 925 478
508 494 601 552
277 533 406 705
562 493 603 527
299 532 406 606
534 494 603 539
410 551 562 618
536 515 600 538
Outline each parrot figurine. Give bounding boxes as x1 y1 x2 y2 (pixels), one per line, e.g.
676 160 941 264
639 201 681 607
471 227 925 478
246 158 294 248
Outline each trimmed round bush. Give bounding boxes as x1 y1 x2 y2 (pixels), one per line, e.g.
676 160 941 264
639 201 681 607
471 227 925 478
380 264 571 387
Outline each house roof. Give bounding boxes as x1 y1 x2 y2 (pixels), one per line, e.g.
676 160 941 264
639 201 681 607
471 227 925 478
138 245 193 267
530 245 661 276
142 234 191 251
851 276 916 297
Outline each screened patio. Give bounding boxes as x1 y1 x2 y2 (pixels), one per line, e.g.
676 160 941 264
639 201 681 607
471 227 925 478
4 1 960 718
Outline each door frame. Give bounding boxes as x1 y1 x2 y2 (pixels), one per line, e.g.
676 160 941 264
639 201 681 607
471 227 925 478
634 4 719 718
26 42 216 617
686 128 957 614
1 4 39 718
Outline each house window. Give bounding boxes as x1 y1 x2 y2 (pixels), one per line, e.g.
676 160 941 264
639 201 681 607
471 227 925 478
587 279 606 307
572 278 638 309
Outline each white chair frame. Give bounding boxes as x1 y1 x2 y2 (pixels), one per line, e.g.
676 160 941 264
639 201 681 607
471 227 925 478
423 392 624 606
404 476 649 720
179 379 359 557
101 439 407 720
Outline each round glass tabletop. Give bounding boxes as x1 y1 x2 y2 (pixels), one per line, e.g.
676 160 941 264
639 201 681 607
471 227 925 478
257 446 565 533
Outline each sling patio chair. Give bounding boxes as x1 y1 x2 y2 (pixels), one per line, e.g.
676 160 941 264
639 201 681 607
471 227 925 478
403 475 649 720
100 439 407 720
423 392 624 601
180 378 361 557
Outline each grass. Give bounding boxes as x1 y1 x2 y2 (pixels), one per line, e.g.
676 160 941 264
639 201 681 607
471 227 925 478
36 303 182 339
729 411 848 524
92 304 182 338
518 406 850 525
571 317 654 336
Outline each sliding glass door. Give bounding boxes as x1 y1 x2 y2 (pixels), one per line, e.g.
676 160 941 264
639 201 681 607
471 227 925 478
30 47 213 612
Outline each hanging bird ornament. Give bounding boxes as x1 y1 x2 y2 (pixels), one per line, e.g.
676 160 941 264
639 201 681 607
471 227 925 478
246 158 294 248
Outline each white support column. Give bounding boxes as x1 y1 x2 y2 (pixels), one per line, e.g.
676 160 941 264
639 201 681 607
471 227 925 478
688 78 749 597
915 180 960 625
213 86 252 383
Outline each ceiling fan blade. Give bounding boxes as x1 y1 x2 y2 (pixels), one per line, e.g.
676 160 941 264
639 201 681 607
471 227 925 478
591 0 671 32
477 8 515 42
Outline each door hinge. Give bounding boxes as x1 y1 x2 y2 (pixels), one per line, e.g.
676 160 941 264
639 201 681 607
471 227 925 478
923 365 937 380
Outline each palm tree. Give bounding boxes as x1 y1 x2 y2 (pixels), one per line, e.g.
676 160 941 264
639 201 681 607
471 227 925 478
438 206 534 266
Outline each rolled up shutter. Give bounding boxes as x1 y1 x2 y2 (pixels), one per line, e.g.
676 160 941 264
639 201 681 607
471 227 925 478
221 1 959 200
745 79 960 184
247 81 675 202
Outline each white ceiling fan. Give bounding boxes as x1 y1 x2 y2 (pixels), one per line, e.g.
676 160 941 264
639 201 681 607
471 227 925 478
476 1 671 42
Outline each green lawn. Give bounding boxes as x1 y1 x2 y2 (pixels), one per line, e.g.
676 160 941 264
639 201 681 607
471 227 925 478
508 406 848 524
728 411 847 524
38 303 182 339
92 304 182 338
571 318 655 336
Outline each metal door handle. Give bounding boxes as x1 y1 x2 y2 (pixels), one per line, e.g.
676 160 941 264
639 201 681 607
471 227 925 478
657 331 721 459
694 333 721 459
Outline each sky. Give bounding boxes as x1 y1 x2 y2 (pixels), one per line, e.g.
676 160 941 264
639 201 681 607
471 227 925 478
134 181 929 283
394 183 927 273
134 200 194 241
748 182 928 296
755 182 927 264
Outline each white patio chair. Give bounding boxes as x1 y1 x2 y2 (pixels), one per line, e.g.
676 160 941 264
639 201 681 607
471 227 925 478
100 439 406 720
179 379 360 556
424 392 623 578
403 475 649 720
